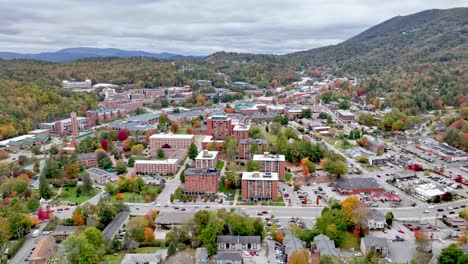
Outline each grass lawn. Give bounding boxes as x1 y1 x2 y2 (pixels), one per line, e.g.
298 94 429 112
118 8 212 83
103 252 126 264
225 164 245 172
133 156 148 160
325 138 355 150
133 247 160 253
285 173 293 182
57 186 98 204
218 185 236 196
261 127 278 144
110 185 160 203
216 160 225 170
261 196 286 206
341 232 360 250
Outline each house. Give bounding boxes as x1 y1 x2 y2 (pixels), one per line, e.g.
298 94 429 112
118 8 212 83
360 235 388 258
366 209 385 229
395 170 417 181
102 211 130 244
195 248 209 264
216 236 261 251
28 236 56 264
121 253 162 264
368 156 388 167
216 252 243 264
311 234 339 257
394 135 408 145
283 233 304 260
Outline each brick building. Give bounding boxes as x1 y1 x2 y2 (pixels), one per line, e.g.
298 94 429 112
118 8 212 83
184 168 219 195
241 171 278 201
134 159 179 175
86 168 112 185
332 178 385 195
252 152 286 181
77 153 99 168
206 114 232 140
149 134 195 157
39 116 90 136
29 236 56 264
238 138 268 160
195 150 219 169
232 124 250 141
86 108 127 125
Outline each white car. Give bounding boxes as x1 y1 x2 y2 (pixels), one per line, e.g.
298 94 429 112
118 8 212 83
423 210 429 214
428 205 434 209
354 252 363 257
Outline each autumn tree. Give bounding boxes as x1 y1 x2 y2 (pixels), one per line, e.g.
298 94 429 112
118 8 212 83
101 139 109 152
116 193 124 202
33 160 40 174
414 230 430 252
340 196 369 225
288 250 308 264
72 207 85 226
276 230 284 244
170 122 180 133
117 130 129 141
131 144 145 155
144 227 155 242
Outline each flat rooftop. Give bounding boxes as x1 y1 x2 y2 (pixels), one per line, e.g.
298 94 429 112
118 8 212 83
135 159 179 165
233 124 250 131
185 168 219 176
333 178 383 190
196 150 219 160
252 153 286 162
149 134 194 139
86 168 110 176
242 171 279 181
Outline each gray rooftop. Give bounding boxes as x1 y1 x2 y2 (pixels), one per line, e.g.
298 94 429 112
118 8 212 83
362 235 388 248
313 234 339 257
283 233 303 256
216 235 260 245
102 211 130 241
367 209 385 222
53 225 78 235
185 168 219 177
195 247 208 263
333 178 382 190
155 212 195 225
121 253 162 264
126 113 160 122
216 252 242 262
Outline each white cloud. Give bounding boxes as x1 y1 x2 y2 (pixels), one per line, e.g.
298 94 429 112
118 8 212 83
0 0 465 55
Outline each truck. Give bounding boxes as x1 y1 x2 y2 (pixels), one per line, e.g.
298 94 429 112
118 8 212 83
32 229 40 238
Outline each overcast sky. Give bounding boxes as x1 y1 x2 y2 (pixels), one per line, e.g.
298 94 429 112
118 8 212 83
0 0 466 55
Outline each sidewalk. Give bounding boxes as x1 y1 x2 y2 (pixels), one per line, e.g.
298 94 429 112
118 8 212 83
232 189 239 206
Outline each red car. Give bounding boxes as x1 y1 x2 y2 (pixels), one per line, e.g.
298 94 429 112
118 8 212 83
262 211 268 215
398 230 404 234
250 251 255 256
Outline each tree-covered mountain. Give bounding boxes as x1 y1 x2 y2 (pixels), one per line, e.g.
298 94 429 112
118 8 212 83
286 8 467 74
0 47 200 62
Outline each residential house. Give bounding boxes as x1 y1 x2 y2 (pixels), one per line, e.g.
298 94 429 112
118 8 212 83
311 234 339 257
360 235 388 258
53 225 78 240
121 253 163 264
216 236 261 251
283 233 304 261
366 209 386 229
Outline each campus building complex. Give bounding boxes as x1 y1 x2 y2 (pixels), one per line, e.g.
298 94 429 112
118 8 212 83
184 168 219 195
241 171 278 201
252 152 286 181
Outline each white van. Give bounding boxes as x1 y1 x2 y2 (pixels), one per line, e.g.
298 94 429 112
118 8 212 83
32 230 40 237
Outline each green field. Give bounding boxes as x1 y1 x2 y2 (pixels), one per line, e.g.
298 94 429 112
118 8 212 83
103 252 126 264
133 247 160 253
57 186 99 204
218 185 236 196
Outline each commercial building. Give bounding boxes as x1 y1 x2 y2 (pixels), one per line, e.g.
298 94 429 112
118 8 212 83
86 168 112 185
368 156 388 166
241 171 278 201
238 138 268 160
195 150 219 169
216 236 261 251
332 178 385 195
149 134 195 157
336 110 355 123
28 236 56 264
252 152 286 181
184 168 219 195
412 183 445 202
62 79 92 90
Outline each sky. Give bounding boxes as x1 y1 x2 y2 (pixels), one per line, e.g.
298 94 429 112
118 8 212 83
0 0 466 55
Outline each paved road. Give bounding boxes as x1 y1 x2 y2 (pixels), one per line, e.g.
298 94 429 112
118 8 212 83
9 222 47 264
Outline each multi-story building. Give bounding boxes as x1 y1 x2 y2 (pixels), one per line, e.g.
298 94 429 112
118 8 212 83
241 171 278 201
206 114 232 140
232 124 250 141
336 110 355 123
85 168 112 185
184 168 219 195
62 79 92 90
252 152 286 181
77 153 99 168
149 134 195 157
195 150 219 169
103 99 144 112
39 116 90 136
238 138 268 160
134 159 179 175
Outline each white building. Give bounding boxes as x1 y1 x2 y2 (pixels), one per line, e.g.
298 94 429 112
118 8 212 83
62 79 92 90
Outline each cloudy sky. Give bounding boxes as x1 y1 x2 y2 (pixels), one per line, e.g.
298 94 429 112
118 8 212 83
0 0 466 55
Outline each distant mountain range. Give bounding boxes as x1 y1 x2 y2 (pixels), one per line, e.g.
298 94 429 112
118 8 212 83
0 47 200 62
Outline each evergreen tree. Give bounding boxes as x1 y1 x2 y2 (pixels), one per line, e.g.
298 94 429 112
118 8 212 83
188 143 198 160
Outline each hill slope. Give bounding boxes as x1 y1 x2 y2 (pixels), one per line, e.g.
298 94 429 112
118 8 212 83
286 8 467 73
0 47 196 62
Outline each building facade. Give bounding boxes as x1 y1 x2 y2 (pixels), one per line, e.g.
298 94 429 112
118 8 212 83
252 152 286 181
206 114 232 140
238 139 268 160
241 171 278 201
149 134 195 157
134 159 179 175
184 168 219 195
195 150 219 169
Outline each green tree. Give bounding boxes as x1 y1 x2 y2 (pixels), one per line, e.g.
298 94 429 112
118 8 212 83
322 159 347 178
63 233 101 264
167 242 177 256
39 175 52 199
115 160 127 175
385 212 394 226
246 160 261 172
299 109 312 119
269 122 282 135
188 143 198 160
223 136 238 161
126 216 148 242
83 227 105 248
127 157 135 167
97 203 116 227
438 243 465 264
105 182 118 195
98 157 112 170
157 148 164 159
33 160 40 174
26 198 40 212
82 174 93 195
130 144 145 155
357 156 369 164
